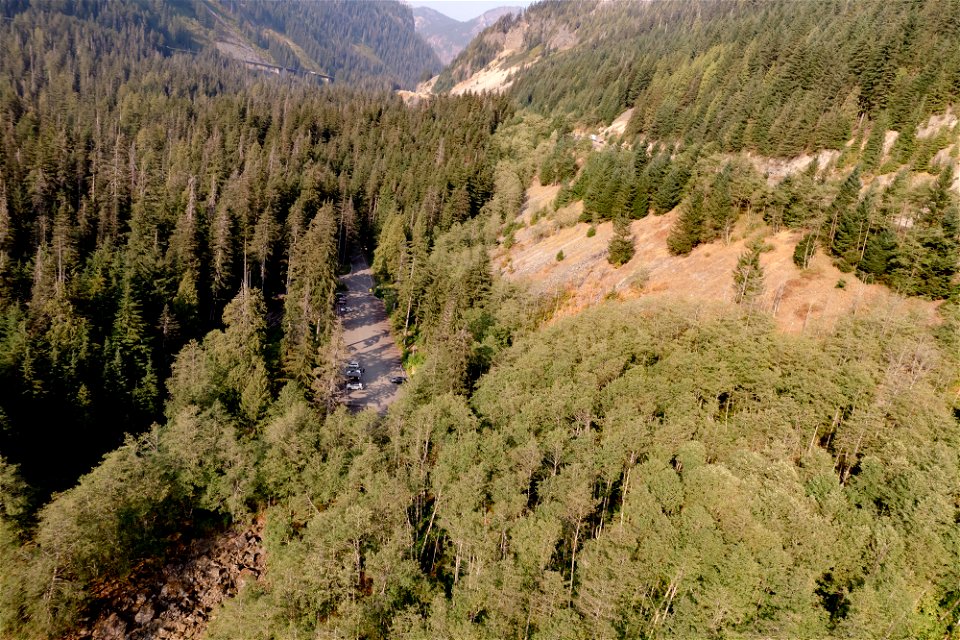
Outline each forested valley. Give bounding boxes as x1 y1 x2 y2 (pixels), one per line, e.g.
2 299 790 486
0 1 959 639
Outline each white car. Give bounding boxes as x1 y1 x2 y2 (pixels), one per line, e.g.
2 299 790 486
345 381 363 391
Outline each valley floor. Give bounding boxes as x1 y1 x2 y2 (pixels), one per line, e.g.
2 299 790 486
339 254 406 414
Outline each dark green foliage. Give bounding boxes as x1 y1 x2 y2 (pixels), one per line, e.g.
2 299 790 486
0 2 509 498
766 173 824 230
733 239 766 305
860 113 889 173
793 232 817 269
667 191 705 255
484 0 960 159
572 149 637 220
539 136 579 185
566 146 693 225
606 217 634 266
831 190 874 271
652 160 691 214
816 165 960 298
857 227 897 279
825 168 863 247
667 160 763 254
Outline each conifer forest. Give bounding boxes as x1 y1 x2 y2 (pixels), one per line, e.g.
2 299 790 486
0 1 958 639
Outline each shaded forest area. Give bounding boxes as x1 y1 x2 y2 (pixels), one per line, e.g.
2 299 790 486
0 2 508 496
208 0 442 88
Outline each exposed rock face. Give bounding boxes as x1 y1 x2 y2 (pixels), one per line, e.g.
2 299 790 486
67 519 265 640
413 6 521 64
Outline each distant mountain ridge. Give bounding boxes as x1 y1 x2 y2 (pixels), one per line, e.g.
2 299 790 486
1 0 442 89
413 5 521 64
195 0 441 88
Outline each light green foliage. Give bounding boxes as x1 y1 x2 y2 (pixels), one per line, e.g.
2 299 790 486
3 2 960 639
9 293 959 639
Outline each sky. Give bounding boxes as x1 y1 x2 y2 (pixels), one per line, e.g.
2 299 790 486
408 0 535 22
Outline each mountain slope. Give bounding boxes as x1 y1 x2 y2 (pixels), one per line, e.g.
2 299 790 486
207 0 441 87
441 0 960 153
1 1 959 638
413 5 521 64
0 0 441 88
438 0 959 305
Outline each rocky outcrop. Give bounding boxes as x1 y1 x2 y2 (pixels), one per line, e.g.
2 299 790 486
413 6 521 64
67 518 265 640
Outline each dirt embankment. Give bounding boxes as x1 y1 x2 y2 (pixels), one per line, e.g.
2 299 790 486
68 519 265 640
495 182 939 334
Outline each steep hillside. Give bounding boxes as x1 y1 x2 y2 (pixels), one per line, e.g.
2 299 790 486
1 2 959 640
0 0 440 88
442 0 960 153
413 5 521 64
207 0 441 88
439 0 959 313
495 180 940 334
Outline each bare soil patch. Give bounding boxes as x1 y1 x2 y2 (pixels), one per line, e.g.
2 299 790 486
494 185 939 334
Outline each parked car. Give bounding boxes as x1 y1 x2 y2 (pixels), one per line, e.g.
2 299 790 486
389 375 406 384
345 368 362 379
345 381 363 391
348 361 364 372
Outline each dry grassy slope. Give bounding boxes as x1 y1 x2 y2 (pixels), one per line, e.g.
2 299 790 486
490 104 960 332
493 182 939 334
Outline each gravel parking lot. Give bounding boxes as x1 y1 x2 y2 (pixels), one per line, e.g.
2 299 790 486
338 253 405 414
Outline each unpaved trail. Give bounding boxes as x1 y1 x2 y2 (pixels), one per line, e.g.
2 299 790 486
338 253 405 414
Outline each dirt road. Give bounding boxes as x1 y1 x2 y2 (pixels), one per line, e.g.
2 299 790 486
338 253 405 414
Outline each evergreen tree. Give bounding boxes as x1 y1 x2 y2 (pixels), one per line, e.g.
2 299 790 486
282 203 338 385
667 190 706 255
653 162 689 215
793 232 817 269
860 113 889 173
607 216 635 267
705 164 735 243
825 167 862 250
732 239 766 305
831 191 874 271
